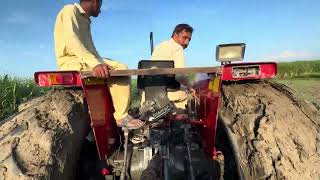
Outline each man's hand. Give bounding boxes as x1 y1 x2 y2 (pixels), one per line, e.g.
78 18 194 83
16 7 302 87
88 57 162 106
92 64 111 78
175 74 193 90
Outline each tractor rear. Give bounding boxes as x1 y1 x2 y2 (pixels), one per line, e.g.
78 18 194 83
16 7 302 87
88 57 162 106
33 43 277 180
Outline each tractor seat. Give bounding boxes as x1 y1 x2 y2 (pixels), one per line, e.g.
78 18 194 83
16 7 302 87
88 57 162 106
137 60 180 101
137 60 180 91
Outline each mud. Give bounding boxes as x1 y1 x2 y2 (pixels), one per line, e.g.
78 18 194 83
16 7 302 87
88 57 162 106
220 81 320 180
0 90 90 180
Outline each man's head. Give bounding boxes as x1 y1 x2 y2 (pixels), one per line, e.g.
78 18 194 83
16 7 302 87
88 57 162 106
171 24 193 49
80 0 102 17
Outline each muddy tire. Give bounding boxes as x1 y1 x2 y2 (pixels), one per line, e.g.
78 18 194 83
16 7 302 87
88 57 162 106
0 90 90 180
220 81 320 180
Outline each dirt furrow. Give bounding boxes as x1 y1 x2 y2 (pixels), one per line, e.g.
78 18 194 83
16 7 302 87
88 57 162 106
220 81 320 180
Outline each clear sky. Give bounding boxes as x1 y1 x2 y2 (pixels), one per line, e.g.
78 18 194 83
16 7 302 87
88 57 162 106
0 0 319 77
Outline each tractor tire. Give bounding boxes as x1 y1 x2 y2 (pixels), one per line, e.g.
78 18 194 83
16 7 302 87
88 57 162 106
219 81 320 180
0 89 90 180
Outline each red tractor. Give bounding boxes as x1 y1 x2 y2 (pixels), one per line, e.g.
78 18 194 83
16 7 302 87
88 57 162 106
34 43 277 180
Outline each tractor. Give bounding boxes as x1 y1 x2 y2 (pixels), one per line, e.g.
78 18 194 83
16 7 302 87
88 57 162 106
33 43 277 180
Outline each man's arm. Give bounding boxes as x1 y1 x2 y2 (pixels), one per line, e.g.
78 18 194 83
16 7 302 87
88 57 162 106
173 49 192 88
62 7 102 68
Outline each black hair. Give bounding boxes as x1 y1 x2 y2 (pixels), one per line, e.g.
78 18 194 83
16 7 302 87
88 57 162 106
171 24 193 37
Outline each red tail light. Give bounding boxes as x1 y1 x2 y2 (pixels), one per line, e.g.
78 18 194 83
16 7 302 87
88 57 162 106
34 71 82 87
222 62 277 81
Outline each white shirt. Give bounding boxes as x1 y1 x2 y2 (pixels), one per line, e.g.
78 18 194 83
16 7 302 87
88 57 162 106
151 38 185 68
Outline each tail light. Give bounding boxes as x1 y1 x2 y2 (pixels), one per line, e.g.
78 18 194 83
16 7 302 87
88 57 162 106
34 71 82 87
222 62 278 81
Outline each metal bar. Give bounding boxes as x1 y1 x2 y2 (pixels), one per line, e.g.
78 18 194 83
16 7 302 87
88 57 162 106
120 128 129 180
81 66 221 77
150 32 154 55
186 142 195 180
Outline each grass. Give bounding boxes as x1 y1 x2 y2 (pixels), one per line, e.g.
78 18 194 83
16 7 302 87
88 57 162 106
0 75 49 122
274 78 320 110
130 78 141 108
277 60 320 78
275 60 320 110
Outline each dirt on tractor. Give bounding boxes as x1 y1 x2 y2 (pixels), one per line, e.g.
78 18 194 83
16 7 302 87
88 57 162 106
0 81 319 180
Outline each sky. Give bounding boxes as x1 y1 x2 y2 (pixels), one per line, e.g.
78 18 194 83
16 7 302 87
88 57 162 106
0 0 319 77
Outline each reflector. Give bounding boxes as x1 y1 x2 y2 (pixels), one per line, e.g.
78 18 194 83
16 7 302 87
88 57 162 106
221 62 277 81
34 71 81 87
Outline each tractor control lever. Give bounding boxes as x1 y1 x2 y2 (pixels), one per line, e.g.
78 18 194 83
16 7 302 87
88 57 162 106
120 127 129 180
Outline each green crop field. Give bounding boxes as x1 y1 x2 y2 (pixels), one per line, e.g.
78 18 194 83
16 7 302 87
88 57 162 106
275 60 320 110
277 60 320 78
0 75 49 122
0 60 319 122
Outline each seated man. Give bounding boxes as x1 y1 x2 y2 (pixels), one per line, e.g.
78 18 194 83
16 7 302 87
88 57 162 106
150 24 193 111
54 0 143 128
